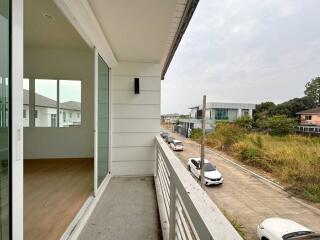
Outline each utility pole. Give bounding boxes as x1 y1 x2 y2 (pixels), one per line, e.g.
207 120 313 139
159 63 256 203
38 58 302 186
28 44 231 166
200 95 206 188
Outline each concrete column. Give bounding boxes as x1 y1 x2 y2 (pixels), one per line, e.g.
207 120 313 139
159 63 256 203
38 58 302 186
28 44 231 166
237 108 242 118
249 109 253 117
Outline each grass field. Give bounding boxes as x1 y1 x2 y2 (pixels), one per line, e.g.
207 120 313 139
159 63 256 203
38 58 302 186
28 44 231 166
192 124 320 203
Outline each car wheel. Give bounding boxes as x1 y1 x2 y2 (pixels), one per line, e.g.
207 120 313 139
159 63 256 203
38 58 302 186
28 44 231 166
188 165 191 171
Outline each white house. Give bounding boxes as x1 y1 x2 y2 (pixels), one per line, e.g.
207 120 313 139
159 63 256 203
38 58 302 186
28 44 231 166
23 89 81 127
179 102 256 132
161 113 180 124
0 0 243 240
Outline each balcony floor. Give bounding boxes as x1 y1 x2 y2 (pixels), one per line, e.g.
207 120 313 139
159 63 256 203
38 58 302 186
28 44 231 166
78 176 162 240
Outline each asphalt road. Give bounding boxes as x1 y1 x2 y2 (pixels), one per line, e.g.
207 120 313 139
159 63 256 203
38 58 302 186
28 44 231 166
167 131 320 239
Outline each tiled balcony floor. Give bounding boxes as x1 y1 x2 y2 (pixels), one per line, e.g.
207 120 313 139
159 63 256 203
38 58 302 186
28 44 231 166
78 176 162 240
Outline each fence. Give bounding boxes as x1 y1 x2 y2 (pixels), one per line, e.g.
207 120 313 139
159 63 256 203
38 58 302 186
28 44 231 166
154 136 243 240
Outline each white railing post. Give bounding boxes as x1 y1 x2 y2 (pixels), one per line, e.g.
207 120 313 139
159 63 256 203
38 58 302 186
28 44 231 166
155 144 159 178
169 177 176 240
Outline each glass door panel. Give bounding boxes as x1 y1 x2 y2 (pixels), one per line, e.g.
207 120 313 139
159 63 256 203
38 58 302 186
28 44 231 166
97 54 109 188
0 0 10 238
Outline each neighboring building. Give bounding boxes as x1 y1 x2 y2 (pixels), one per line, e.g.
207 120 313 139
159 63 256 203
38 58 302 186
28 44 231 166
296 107 320 134
161 113 180 124
178 102 256 134
296 107 320 126
23 89 81 127
190 102 256 121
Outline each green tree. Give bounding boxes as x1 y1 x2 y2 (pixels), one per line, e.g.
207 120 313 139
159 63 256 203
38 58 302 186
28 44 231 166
254 102 276 119
274 96 315 118
305 77 320 106
256 115 297 136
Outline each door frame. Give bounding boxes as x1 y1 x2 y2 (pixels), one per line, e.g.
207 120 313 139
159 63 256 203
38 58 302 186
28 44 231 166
11 0 24 239
93 48 112 196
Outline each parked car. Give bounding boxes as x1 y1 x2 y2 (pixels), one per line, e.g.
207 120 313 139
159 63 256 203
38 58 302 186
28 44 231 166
187 158 223 185
170 140 184 151
160 132 169 139
163 134 172 143
167 136 174 144
257 218 320 240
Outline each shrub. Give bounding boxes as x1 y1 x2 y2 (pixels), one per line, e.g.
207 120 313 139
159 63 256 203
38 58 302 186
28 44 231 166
240 146 261 161
214 123 247 149
235 116 254 129
256 115 297 135
190 128 201 140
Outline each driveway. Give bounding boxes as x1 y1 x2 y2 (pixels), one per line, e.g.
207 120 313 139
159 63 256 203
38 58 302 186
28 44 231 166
167 131 320 239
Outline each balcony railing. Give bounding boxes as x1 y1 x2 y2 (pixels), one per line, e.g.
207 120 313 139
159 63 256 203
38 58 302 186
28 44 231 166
155 136 242 240
297 125 320 134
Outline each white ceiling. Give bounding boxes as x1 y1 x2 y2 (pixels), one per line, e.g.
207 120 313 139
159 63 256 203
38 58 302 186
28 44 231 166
24 0 89 50
87 0 185 63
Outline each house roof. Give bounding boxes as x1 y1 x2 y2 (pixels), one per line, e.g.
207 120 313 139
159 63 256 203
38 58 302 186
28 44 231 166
296 107 320 115
23 89 80 111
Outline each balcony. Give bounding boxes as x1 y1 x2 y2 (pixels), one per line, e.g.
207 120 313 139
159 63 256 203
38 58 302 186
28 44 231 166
77 136 242 240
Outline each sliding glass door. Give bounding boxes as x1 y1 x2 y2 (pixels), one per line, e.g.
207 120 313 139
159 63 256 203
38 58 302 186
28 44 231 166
95 54 110 190
0 0 10 238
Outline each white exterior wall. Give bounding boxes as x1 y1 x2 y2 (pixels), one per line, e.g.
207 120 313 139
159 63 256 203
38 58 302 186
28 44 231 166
23 47 94 159
111 62 161 176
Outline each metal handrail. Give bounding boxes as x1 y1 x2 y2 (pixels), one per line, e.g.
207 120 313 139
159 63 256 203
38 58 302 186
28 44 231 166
155 136 243 240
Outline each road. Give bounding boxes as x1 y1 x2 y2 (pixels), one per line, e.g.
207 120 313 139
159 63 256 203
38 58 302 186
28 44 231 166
168 131 320 239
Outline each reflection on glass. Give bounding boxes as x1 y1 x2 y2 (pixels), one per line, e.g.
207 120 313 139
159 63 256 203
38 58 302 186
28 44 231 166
97 55 109 187
59 80 81 127
35 79 57 127
0 0 10 238
23 78 29 127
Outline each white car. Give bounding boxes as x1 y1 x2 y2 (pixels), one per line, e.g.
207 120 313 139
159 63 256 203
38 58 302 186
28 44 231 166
187 158 224 185
170 140 184 151
257 218 319 240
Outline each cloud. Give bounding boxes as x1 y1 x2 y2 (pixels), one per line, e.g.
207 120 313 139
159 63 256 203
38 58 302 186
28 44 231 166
162 0 320 114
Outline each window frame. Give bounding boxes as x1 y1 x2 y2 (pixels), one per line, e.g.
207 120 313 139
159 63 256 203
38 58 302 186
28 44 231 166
215 108 229 120
23 78 82 128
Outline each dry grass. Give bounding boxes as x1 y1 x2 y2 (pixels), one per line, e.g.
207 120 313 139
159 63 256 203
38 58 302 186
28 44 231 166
203 124 320 203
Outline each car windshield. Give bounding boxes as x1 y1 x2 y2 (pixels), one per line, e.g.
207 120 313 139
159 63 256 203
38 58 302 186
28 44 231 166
175 142 182 146
283 231 314 239
204 163 216 171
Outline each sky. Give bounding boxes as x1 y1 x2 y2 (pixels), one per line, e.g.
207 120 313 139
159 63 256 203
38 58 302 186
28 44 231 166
24 79 81 102
161 0 320 114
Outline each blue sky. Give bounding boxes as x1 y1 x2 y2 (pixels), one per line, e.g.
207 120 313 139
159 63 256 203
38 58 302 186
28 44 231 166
162 0 320 114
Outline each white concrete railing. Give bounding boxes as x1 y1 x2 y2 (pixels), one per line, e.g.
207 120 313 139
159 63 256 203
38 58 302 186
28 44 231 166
155 136 243 240
297 125 320 134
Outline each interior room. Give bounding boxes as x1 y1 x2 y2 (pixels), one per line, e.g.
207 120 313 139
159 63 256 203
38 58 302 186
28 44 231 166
23 0 95 239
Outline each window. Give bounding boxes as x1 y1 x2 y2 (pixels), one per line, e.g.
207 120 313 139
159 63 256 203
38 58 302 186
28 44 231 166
305 115 312 120
191 159 199 168
59 80 81 127
35 79 57 127
31 79 81 127
23 78 29 127
215 109 228 120
242 109 249 116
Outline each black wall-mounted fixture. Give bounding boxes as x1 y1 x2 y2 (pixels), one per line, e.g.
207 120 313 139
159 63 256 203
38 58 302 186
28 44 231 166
134 78 140 94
